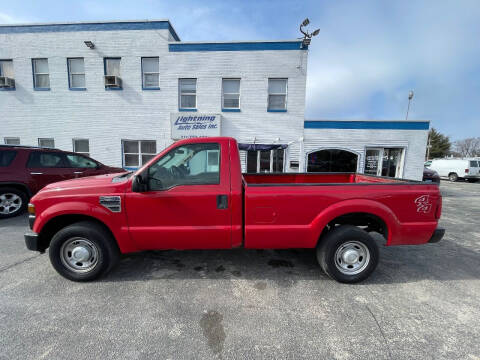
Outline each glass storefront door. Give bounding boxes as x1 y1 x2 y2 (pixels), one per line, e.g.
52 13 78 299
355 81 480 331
365 148 404 178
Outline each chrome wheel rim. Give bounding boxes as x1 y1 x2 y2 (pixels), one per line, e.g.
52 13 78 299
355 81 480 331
334 241 370 275
0 193 22 215
60 237 99 273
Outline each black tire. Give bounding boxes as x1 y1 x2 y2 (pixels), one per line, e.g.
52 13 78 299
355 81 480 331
448 173 458 182
0 187 28 219
317 225 379 283
49 221 120 281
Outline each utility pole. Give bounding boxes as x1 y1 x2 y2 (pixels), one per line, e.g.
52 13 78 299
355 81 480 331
406 90 414 121
426 133 431 160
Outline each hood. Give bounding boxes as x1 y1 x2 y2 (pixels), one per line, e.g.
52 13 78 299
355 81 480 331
42 172 128 191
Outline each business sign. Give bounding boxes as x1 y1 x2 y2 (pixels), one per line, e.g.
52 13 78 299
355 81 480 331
170 113 221 140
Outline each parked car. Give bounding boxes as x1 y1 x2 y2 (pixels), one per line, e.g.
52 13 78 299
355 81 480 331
24 137 444 284
428 158 480 182
423 167 440 183
0 145 124 218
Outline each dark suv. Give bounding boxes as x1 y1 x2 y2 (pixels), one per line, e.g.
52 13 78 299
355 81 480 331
0 145 124 218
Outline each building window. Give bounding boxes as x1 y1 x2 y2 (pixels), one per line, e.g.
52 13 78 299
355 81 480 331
0 60 15 89
122 140 156 168
104 58 121 89
268 78 287 111
73 139 90 156
222 79 240 110
32 59 50 89
307 149 358 173
38 138 55 148
179 78 197 110
4 137 20 145
67 58 85 89
142 57 159 89
246 149 284 173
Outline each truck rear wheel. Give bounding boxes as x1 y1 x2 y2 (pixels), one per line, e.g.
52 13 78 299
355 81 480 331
317 225 379 283
49 221 120 281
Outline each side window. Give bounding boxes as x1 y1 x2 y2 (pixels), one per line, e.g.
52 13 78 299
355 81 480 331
66 154 97 168
27 152 67 168
0 150 17 167
147 143 220 190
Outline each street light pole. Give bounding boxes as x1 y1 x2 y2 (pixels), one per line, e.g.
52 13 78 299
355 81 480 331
406 90 414 121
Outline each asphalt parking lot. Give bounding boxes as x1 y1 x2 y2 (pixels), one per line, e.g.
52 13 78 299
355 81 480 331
1 181 479 359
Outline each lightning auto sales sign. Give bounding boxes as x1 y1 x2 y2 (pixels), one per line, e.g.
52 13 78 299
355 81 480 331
170 113 221 140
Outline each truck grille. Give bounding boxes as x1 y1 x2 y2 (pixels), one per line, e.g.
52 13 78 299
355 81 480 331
99 196 121 213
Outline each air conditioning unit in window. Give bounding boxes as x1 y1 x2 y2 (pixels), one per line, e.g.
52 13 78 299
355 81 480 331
104 75 122 88
0 76 15 88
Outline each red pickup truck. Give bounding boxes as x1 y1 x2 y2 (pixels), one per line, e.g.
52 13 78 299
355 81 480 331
25 137 444 283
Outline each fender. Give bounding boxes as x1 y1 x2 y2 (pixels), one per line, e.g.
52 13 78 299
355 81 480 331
33 201 139 253
309 198 401 246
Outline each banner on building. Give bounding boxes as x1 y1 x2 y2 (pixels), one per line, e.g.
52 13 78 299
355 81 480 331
170 113 221 140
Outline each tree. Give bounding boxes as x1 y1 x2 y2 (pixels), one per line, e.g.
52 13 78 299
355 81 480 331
453 137 480 157
426 128 451 159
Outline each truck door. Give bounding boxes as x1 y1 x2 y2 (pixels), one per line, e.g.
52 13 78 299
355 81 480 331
125 141 232 250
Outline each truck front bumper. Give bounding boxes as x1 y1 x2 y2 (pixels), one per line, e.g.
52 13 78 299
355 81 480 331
24 231 43 253
428 228 445 243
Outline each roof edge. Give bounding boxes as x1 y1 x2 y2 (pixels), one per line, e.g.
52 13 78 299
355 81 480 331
0 19 181 41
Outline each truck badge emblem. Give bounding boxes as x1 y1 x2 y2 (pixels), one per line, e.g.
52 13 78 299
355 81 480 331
415 195 432 213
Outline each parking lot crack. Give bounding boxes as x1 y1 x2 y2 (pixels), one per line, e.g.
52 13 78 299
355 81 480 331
366 305 392 360
0 254 43 273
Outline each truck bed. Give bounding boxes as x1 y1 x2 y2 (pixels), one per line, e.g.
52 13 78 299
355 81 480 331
242 172 440 249
243 172 417 185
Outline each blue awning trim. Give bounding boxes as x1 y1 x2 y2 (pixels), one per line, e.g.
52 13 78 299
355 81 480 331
304 120 430 130
0 21 180 41
169 41 305 52
238 143 287 151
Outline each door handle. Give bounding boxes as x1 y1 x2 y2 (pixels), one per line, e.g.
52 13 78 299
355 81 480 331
30 172 43 175
74 171 83 174
217 195 228 209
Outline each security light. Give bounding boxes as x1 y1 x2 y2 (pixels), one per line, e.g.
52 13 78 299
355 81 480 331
84 41 95 49
299 19 320 46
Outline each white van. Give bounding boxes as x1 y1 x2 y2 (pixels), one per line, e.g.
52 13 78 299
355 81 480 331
428 159 480 181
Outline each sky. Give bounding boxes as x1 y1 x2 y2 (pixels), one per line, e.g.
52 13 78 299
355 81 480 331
1 0 479 140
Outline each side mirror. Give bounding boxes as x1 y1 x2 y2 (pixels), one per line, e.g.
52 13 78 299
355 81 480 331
132 174 148 192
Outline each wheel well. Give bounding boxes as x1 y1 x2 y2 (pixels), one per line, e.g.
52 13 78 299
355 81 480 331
0 183 31 198
319 212 388 244
448 172 458 176
37 214 116 252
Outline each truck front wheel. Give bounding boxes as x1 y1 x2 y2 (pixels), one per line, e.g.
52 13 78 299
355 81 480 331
317 225 379 283
49 221 120 281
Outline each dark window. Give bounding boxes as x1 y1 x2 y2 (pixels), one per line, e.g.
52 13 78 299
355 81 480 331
147 143 220 190
66 154 97 168
245 149 285 173
27 152 67 168
307 149 358 172
0 150 17 167
246 151 258 173
470 160 479 167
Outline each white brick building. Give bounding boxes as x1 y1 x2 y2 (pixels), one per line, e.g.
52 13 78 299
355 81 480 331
0 20 428 179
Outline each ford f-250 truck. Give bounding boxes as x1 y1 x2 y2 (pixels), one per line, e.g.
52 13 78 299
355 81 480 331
24 137 444 283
